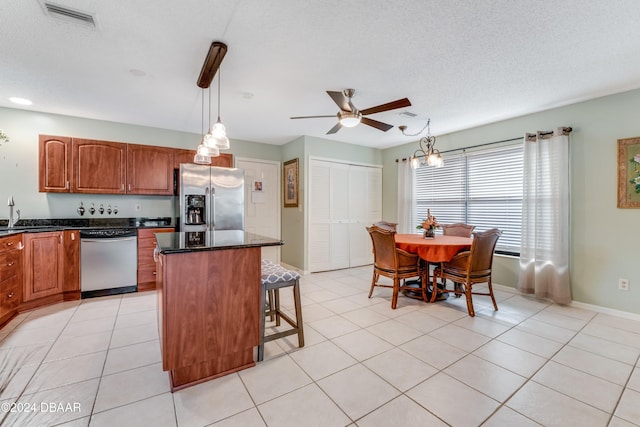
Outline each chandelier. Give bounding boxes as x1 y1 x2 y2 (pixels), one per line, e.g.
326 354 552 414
399 119 443 169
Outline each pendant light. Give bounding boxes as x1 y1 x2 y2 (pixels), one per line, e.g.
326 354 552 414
194 88 214 164
194 41 228 160
211 67 230 150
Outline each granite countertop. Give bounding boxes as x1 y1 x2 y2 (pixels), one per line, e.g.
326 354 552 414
156 230 283 254
0 217 175 237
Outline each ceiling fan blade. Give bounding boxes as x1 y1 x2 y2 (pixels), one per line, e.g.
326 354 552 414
290 115 336 119
326 122 343 134
327 91 351 112
361 117 393 132
360 98 412 115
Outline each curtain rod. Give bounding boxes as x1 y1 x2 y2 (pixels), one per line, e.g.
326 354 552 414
395 127 572 162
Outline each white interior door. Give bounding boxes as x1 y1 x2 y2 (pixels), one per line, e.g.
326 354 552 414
330 163 350 270
349 165 376 267
236 158 281 263
309 160 332 271
308 158 382 272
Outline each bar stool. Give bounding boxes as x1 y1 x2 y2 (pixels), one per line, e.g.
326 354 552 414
258 260 304 361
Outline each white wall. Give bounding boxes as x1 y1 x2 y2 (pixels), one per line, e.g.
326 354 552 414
382 88 640 314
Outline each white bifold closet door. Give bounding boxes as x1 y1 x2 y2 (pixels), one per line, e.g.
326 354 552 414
308 158 382 272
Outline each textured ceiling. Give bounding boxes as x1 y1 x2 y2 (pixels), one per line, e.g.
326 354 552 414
2 0 640 149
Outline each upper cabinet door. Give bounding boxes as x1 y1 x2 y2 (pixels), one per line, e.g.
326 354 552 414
39 135 72 192
173 149 233 170
127 144 174 195
72 139 127 194
211 153 233 168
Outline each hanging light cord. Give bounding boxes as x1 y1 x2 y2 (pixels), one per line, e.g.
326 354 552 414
400 119 431 137
201 88 205 138
217 68 222 121
208 85 212 131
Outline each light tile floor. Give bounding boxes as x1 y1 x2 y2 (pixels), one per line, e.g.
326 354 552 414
1 266 640 426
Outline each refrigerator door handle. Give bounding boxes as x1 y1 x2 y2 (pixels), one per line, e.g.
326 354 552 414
205 186 212 231
210 186 215 230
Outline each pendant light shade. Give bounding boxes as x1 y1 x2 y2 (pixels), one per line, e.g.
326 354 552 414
212 67 230 150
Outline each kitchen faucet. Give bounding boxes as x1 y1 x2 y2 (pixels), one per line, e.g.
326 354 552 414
7 196 20 228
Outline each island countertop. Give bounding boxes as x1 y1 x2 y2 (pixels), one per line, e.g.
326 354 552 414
155 230 283 254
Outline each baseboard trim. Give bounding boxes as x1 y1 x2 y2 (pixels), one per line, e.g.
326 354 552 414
492 283 640 321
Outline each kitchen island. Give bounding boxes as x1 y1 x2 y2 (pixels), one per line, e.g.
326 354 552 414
154 230 283 391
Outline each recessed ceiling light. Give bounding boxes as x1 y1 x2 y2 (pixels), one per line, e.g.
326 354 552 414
129 69 146 77
9 97 33 106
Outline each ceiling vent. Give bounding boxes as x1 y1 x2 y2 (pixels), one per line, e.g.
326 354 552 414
41 1 96 27
400 111 418 118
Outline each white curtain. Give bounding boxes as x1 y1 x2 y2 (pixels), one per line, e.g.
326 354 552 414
397 160 415 234
517 127 571 304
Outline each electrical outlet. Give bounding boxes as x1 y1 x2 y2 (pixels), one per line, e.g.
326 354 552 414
135 204 141 211
618 278 630 291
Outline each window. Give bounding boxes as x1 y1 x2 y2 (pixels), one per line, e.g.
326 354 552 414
414 143 523 254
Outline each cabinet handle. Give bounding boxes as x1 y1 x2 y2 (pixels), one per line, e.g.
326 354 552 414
153 246 160 263
7 262 14 267
153 271 157 275
6 242 13 247
59 234 62 244
7 292 14 298
71 232 75 241
121 184 125 191
128 184 131 192
66 181 69 189
17 242 23 250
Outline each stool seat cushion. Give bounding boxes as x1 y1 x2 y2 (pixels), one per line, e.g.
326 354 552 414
261 259 301 284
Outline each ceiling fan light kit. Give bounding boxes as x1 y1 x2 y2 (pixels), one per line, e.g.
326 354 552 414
338 111 362 127
291 88 411 134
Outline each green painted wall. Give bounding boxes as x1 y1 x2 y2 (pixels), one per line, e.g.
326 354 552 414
280 137 305 269
0 107 281 219
4 85 640 315
382 88 640 314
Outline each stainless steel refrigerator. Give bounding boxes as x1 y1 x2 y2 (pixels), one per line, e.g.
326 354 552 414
179 164 245 231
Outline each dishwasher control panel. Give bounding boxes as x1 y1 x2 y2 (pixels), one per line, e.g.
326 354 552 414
79 228 137 238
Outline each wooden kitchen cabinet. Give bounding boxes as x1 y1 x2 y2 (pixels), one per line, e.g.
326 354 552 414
72 138 127 194
173 149 233 169
62 230 80 295
22 231 64 302
39 135 72 192
127 144 174 195
0 234 23 325
137 227 174 291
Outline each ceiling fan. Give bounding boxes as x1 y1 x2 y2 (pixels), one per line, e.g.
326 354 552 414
290 89 411 134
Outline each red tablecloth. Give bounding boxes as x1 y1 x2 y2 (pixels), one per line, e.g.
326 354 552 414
395 234 472 262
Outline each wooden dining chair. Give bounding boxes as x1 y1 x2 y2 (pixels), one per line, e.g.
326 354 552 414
431 228 502 316
439 223 476 295
366 224 427 309
441 223 475 237
373 221 397 231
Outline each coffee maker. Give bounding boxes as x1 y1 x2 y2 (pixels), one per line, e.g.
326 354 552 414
184 195 205 225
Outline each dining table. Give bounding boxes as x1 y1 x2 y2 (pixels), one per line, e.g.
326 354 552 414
395 233 473 300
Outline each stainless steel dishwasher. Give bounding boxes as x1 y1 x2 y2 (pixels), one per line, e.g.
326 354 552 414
80 228 138 298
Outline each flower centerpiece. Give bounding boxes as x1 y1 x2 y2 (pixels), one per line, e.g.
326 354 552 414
416 209 440 238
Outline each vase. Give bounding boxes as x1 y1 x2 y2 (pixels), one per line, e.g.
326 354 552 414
423 228 435 239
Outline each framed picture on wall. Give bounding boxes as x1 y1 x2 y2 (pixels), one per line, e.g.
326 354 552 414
283 158 299 207
618 137 640 208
